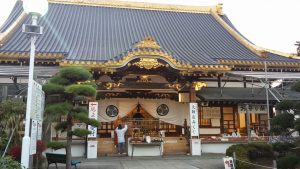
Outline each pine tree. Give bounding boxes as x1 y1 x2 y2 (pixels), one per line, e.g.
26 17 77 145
271 81 300 138
42 67 99 169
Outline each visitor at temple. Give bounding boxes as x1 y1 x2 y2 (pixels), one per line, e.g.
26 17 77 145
231 129 241 137
250 128 259 138
115 123 128 155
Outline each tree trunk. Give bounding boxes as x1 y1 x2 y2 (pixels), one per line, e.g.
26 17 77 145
66 114 72 169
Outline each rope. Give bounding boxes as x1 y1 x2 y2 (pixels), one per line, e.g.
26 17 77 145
235 159 274 169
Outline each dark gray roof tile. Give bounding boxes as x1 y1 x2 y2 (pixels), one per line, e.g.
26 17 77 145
0 2 299 65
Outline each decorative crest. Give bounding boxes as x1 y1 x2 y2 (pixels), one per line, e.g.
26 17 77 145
135 36 161 49
133 58 164 70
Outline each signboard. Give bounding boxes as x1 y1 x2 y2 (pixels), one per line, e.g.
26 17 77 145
238 104 267 114
223 157 235 169
30 119 38 155
88 102 98 138
37 120 42 140
189 103 199 137
202 107 221 118
31 80 45 120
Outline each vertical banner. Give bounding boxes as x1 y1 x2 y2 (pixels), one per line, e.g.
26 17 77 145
189 103 199 137
37 120 43 140
88 102 98 138
30 120 38 155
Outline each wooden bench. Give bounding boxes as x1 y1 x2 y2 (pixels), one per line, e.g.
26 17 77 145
46 153 81 169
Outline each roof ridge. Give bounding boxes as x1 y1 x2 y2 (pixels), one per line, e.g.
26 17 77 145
48 0 224 14
260 47 300 59
211 10 300 60
211 11 265 57
0 12 27 46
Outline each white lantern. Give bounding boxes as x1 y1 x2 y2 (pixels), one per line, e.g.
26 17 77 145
23 0 49 16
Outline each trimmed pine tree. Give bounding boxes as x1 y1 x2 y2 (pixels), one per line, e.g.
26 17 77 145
42 67 99 169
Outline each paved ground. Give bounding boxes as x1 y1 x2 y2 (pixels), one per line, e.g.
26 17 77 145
48 154 225 169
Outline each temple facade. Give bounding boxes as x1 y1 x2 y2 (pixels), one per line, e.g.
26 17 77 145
1 0 300 155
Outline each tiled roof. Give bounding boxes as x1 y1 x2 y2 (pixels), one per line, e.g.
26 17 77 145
197 87 300 102
0 1 299 65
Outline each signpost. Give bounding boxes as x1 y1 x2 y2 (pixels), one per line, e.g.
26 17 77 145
30 81 45 155
88 102 98 138
189 103 201 156
223 156 235 169
30 120 38 155
87 102 98 159
189 103 199 137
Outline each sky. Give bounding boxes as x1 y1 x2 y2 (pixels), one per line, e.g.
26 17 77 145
0 0 299 54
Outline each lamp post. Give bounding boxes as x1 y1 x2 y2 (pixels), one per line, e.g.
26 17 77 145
21 0 48 168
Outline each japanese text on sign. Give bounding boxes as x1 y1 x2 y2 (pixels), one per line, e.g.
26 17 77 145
189 103 199 137
238 104 267 114
30 120 38 155
88 102 98 138
223 157 235 169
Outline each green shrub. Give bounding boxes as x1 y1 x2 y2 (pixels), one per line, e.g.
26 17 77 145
248 143 273 158
226 144 251 169
272 142 295 154
277 153 300 169
0 156 23 169
226 143 273 169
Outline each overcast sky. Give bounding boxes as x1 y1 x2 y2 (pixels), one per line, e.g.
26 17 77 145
0 0 299 53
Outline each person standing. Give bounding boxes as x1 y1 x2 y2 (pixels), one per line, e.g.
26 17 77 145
231 129 241 137
115 123 128 155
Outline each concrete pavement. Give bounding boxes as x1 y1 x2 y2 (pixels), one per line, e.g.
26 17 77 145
48 154 225 169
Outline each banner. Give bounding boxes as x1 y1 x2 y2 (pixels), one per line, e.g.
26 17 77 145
189 103 199 137
30 120 38 155
37 120 42 140
88 102 98 138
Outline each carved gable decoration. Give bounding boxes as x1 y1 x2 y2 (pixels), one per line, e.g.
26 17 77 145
135 36 161 49
133 58 164 70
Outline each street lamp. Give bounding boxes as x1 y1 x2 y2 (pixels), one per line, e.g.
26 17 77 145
21 0 48 168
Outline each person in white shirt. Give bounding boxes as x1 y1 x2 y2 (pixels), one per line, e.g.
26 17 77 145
250 128 259 138
115 123 128 155
231 129 241 137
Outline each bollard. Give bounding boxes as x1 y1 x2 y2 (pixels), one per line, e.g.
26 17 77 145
273 160 277 169
233 152 236 166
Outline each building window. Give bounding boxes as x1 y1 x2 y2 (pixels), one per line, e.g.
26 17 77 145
200 107 221 127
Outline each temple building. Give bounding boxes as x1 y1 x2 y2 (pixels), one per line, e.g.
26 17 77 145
1 0 300 155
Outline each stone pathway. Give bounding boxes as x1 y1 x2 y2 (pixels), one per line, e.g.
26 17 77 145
48 154 225 169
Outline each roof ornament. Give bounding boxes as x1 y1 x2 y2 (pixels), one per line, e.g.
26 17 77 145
215 3 223 15
295 41 300 56
135 36 161 49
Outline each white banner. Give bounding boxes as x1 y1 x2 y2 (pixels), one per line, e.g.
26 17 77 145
88 102 98 138
30 119 38 155
37 120 42 140
238 104 267 114
189 103 199 137
31 81 45 120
